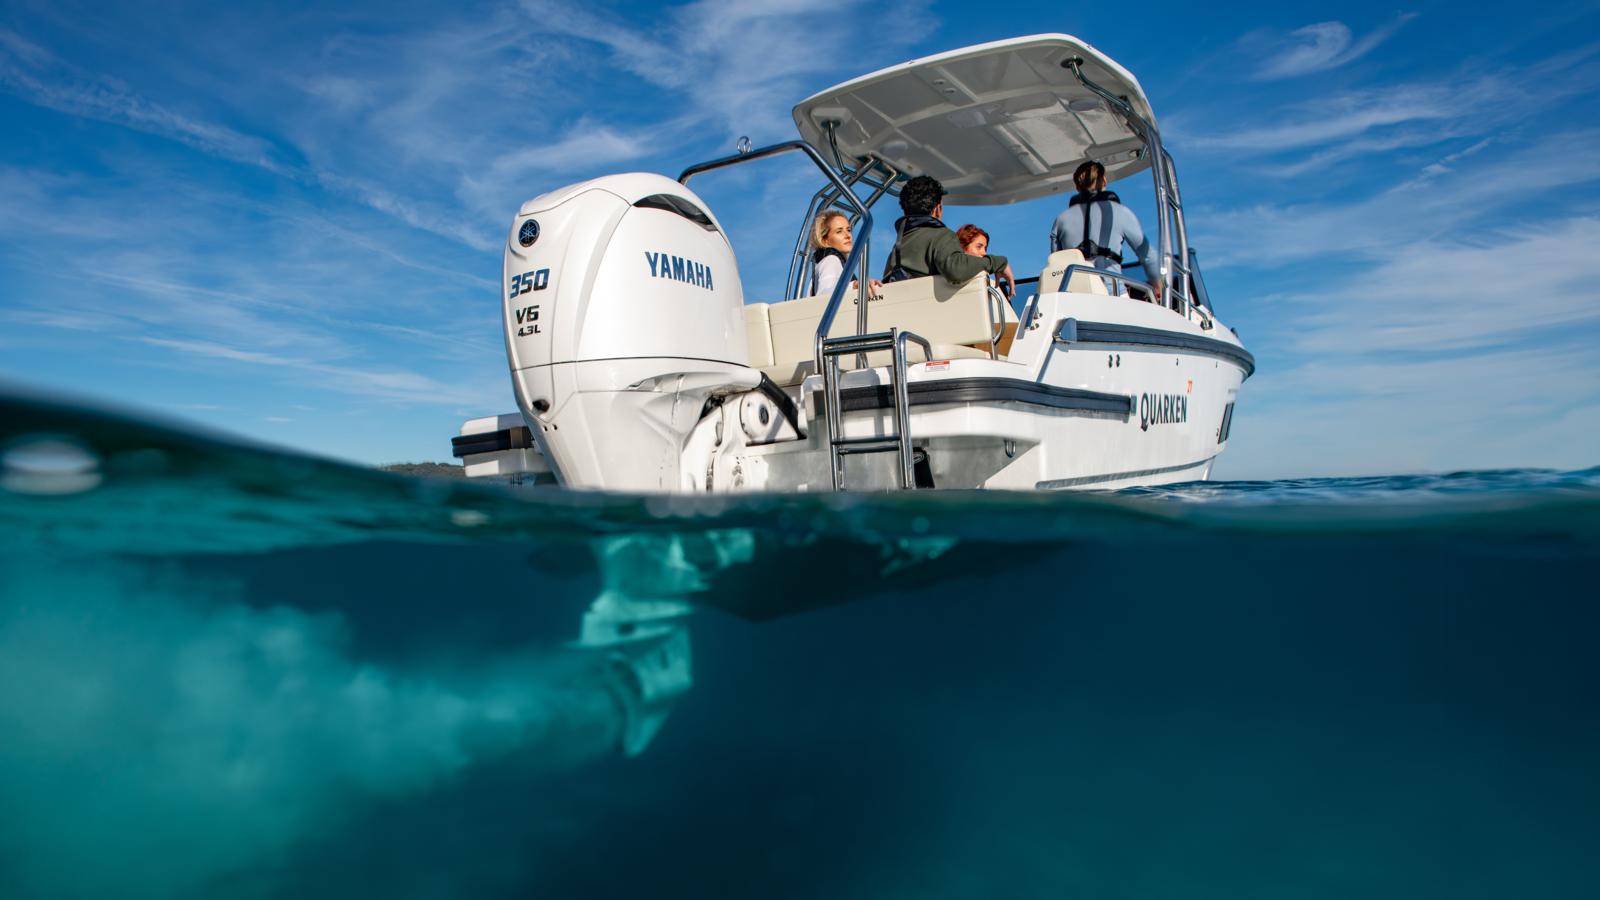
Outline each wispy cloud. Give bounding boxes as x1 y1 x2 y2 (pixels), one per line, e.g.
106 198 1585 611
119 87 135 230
139 337 484 406
1195 129 1600 267
1184 25 1600 479
457 118 667 218
0 27 289 173
518 0 935 140
313 169 499 252
1288 217 1600 354
1187 82 1466 153
1252 15 1418 81
0 156 502 426
1194 32 1600 478
1174 41 1600 177
1403 138 1494 185
1214 211 1600 479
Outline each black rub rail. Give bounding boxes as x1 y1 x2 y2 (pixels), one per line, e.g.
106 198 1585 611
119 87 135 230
812 376 1132 416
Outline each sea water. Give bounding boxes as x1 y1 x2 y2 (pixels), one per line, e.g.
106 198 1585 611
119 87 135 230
1 389 1596 899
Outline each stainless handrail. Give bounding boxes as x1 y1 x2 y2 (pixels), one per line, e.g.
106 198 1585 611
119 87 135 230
1064 59 1188 317
1016 292 1040 334
1161 149 1193 316
785 163 875 299
782 154 902 300
1051 263 1211 329
1057 263 1153 298
891 329 930 487
677 140 873 374
984 283 1007 360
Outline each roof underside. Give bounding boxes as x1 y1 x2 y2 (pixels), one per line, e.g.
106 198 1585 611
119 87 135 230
793 35 1157 206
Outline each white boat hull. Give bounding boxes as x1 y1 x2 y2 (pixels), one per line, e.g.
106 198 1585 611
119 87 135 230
684 292 1248 492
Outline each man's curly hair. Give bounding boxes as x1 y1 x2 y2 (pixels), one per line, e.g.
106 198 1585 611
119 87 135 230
898 175 945 216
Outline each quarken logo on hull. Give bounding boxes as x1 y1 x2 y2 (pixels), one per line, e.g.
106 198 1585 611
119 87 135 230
645 252 714 290
1139 393 1188 431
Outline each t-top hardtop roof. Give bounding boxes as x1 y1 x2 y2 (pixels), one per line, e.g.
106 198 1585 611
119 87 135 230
792 34 1158 207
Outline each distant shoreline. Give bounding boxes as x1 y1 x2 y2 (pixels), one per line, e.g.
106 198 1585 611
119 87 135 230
379 462 464 478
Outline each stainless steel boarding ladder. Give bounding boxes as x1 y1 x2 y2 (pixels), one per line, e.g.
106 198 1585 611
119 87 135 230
819 328 930 490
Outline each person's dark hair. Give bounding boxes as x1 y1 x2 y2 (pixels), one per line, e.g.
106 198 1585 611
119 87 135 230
955 223 988 249
1073 160 1106 194
899 175 945 216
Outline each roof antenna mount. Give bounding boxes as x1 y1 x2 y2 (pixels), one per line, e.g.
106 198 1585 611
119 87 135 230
822 121 845 170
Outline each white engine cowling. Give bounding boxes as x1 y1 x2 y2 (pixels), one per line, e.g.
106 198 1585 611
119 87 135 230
502 173 757 491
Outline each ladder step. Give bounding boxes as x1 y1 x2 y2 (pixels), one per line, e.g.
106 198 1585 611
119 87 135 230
822 330 895 346
822 337 895 356
822 343 893 358
835 438 903 455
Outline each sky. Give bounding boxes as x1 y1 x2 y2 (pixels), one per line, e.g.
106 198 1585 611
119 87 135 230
1 0 1597 478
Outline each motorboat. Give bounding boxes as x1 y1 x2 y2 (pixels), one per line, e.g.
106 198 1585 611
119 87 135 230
453 34 1253 493
446 35 1258 754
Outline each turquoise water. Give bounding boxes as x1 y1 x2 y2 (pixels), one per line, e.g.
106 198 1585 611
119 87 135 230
1 389 1597 899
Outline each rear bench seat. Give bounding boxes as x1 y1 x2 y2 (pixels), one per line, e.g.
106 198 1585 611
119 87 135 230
744 275 1016 386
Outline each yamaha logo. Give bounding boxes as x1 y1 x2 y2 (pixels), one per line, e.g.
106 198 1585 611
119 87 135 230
518 219 540 247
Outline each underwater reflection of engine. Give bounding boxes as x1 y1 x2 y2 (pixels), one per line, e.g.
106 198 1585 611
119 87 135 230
576 526 963 754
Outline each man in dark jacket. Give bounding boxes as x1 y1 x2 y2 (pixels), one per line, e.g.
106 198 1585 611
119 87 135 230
883 175 1015 295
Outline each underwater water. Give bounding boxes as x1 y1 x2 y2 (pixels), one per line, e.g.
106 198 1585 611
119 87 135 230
0 390 1596 900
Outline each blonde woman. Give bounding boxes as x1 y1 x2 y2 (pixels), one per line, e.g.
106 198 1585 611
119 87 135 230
809 211 881 299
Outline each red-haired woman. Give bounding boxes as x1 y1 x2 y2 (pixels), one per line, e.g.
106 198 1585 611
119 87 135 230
955 223 989 257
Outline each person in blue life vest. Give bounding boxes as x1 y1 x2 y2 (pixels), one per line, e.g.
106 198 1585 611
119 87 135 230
1049 160 1163 302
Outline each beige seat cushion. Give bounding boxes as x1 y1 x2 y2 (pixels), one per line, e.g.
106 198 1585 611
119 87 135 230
743 302 775 368
1038 249 1109 295
759 342 989 386
754 275 1014 385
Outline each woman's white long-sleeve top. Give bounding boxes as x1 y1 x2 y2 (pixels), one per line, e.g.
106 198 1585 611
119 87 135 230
811 252 845 298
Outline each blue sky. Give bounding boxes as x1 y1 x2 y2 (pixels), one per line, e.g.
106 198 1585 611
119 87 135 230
1 0 1597 477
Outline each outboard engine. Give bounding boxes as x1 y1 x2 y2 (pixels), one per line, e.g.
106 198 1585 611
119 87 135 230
502 173 758 490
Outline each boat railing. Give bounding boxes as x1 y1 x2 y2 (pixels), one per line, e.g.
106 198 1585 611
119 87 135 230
677 140 874 374
1012 264 1213 336
1064 58 1194 320
1058 264 1151 299
783 155 901 301
984 282 1009 360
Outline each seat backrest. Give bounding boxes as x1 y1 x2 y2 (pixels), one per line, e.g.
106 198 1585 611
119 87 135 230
1038 249 1109 295
743 302 775 368
766 275 1007 369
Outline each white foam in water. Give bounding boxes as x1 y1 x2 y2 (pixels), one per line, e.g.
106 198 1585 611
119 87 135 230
0 435 103 495
0 561 621 899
